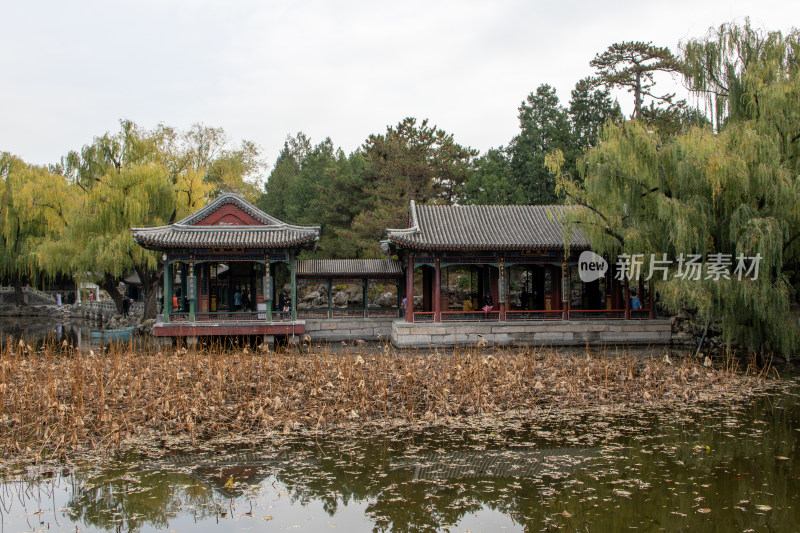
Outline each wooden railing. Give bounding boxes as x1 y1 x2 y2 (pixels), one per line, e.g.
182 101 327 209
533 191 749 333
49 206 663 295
169 311 293 323
505 310 563 320
410 308 654 322
442 310 501 321
297 307 401 319
568 309 627 320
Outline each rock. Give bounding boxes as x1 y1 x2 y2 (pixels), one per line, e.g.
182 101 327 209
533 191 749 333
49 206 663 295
344 284 362 297
333 292 348 306
373 291 396 308
303 291 321 303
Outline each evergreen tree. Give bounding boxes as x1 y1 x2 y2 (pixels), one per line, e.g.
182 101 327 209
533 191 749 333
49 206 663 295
347 118 477 256
508 84 574 204
463 148 522 205
258 133 310 221
590 41 683 120
568 77 623 151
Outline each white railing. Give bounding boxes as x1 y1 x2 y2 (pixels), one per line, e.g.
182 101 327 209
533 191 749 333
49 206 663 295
0 285 57 303
84 300 145 316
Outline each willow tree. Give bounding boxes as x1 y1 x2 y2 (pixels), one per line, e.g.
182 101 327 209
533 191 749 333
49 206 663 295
0 153 76 304
555 21 800 356
44 121 263 318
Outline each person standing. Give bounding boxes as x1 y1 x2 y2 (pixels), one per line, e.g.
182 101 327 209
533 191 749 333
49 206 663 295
242 289 250 311
234 287 242 311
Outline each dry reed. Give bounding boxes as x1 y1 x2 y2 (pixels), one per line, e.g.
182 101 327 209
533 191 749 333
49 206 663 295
0 338 774 466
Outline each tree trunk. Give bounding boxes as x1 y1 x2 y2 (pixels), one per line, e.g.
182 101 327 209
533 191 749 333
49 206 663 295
99 273 124 314
135 265 162 320
13 279 25 306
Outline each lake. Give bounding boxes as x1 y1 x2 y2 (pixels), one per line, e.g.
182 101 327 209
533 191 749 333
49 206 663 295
0 318 798 531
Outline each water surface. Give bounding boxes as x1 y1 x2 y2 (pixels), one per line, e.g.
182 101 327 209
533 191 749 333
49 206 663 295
1 377 798 532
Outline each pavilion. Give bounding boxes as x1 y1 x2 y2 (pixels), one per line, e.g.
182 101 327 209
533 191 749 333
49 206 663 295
130 195 668 346
385 201 654 322
132 194 319 339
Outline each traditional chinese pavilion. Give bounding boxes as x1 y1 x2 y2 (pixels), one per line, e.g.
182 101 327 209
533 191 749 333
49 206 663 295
384 201 653 323
132 194 319 340
131 195 668 347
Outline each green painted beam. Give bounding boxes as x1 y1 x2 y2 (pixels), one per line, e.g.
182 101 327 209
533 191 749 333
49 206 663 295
163 261 171 322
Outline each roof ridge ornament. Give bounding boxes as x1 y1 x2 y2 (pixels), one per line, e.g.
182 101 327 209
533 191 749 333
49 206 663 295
385 201 421 235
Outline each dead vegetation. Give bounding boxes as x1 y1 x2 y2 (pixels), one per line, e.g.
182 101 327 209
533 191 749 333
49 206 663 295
0 338 776 466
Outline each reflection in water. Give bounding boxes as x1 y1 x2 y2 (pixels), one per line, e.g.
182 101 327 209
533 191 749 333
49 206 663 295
0 319 86 349
392 447 596 480
1 380 799 532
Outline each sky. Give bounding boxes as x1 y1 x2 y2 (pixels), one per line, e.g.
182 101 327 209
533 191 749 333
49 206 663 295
1 0 798 179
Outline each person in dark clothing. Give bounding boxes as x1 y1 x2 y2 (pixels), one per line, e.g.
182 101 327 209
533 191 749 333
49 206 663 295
122 297 130 317
242 289 251 311
278 291 286 313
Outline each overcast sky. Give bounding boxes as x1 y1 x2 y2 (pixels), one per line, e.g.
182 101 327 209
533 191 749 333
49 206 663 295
1 0 797 177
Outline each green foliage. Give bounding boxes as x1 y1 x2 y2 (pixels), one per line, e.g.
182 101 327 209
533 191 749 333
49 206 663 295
508 85 574 205
463 148 523 205
569 77 623 151
347 118 477 256
42 120 262 317
257 133 371 258
559 21 800 355
0 154 76 294
682 18 800 141
590 41 683 119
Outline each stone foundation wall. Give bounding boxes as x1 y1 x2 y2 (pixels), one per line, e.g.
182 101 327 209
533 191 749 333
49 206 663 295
304 317 395 342
391 319 672 348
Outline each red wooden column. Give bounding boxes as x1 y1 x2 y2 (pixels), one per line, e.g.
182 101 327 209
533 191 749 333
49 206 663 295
649 282 655 319
434 257 441 322
551 265 561 313
405 253 414 322
624 279 631 320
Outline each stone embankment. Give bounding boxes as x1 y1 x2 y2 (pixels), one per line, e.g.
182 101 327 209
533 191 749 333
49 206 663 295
670 308 725 355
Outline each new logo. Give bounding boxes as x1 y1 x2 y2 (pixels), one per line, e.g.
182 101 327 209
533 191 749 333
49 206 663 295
578 251 608 283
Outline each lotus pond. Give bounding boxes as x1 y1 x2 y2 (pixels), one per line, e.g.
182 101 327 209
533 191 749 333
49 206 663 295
1 374 798 532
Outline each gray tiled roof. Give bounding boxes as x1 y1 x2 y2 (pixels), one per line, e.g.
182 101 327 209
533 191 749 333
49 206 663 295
133 225 319 249
297 259 403 277
132 194 319 250
385 202 589 251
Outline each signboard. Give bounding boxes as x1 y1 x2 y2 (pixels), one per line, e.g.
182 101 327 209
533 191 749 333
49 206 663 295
263 275 273 301
257 303 267 320
186 274 197 301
